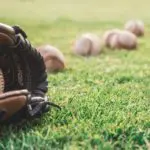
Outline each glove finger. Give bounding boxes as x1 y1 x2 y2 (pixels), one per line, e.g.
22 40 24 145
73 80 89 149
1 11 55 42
0 89 29 100
0 33 14 45
0 23 15 35
0 95 27 121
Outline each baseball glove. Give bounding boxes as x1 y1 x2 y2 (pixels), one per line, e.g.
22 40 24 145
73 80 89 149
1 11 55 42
0 23 61 124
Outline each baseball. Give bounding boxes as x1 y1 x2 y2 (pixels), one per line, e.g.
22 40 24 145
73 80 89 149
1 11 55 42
103 29 121 48
124 20 144 37
73 33 103 56
116 30 137 50
37 45 65 73
103 29 137 50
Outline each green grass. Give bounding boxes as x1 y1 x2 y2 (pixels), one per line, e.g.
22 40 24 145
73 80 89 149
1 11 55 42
0 0 150 149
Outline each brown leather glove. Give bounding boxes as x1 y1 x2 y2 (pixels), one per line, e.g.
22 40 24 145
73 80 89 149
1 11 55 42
0 89 28 121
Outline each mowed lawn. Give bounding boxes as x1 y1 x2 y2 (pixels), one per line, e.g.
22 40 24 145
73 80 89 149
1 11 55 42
0 0 150 149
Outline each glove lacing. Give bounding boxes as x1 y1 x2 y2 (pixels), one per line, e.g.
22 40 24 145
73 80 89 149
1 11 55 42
27 94 61 117
0 69 4 94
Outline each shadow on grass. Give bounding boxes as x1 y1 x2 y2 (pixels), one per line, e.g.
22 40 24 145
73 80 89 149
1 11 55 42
0 118 42 136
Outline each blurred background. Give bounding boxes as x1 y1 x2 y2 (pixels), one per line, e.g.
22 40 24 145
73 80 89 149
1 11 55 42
1 0 150 23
